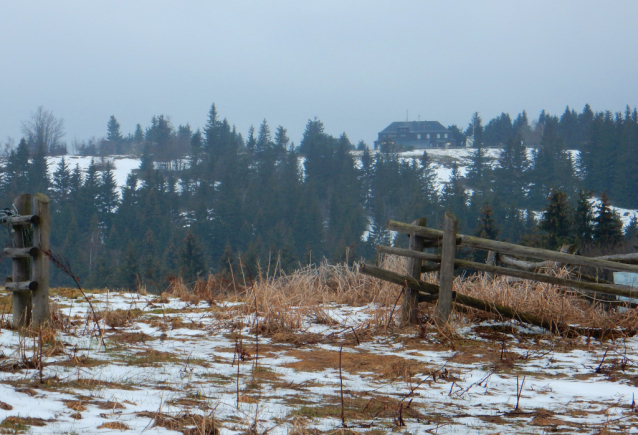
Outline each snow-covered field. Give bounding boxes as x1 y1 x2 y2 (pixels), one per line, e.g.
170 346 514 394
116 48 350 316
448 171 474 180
2 289 638 434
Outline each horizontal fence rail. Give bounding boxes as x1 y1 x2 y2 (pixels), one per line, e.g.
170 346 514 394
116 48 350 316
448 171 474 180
387 220 638 274
359 217 638 336
377 245 638 299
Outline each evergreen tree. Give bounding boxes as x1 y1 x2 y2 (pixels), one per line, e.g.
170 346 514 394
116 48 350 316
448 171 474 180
134 124 144 143
467 112 483 148
512 111 532 143
274 125 290 153
483 112 513 146
51 157 71 204
2 138 31 198
539 189 572 249
179 230 206 282
465 145 491 191
475 202 500 240
118 243 139 290
572 190 594 245
592 192 623 246
493 135 529 207
97 161 119 230
107 116 123 142
625 214 638 244
441 162 469 228
473 202 500 262
29 143 50 194
528 117 575 208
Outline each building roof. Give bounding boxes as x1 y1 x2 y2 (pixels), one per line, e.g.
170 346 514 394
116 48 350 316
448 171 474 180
379 121 449 134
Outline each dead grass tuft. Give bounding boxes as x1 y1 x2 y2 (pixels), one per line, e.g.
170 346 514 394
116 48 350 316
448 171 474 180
97 421 130 430
0 416 48 431
138 411 219 435
64 400 87 412
455 270 638 332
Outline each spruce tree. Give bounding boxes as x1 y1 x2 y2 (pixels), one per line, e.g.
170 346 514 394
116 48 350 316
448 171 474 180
465 145 491 191
118 243 140 290
592 192 623 246
624 214 638 244
134 124 144 143
179 230 206 283
475 202 500 240
97 161 119 230
473 202 500 262
51 158 71 203
2 138 31 199
441 162 469 228
107 116 123 142
572 190 594 245
493 136 529 207
29 144 50 194
539 189 572 249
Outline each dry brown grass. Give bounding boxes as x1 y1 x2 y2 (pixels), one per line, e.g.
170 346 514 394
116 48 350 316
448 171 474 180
161 254 637 336
137 411 218 435
97 421 130 430
454 268 638 332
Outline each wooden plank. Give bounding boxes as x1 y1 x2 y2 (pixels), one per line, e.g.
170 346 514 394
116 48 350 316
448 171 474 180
11 194 32 328
32 193 50 326
402 218 427 325
359 263 439 295
485 251 497 279
595 253 638 264
377 245 638 299
436 213 457 324
3 247 39 258
387 220 638 274
5 281 38 291
1 215 40 226
499 244 575 271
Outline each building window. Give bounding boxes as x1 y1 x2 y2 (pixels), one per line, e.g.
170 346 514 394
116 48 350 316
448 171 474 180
437 133 441 138
426 134 430 139
444 133 448 138
417 134 421 139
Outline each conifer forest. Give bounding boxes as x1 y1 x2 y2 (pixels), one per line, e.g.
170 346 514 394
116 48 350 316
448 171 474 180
2 104 637 290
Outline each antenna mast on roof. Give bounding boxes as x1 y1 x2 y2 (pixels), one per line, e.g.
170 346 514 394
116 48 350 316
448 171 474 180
406 110 409 122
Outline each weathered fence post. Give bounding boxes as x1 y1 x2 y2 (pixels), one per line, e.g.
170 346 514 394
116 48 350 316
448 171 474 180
485 251 496 280
436 212 457 325
10 194 32 328
31 193 50 326
402 217 427 325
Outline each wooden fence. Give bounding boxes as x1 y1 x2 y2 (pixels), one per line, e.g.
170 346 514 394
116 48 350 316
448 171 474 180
2 193 50 328
360 213 638 333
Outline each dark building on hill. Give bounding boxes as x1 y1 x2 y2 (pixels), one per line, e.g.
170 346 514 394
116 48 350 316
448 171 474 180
374 121 457 150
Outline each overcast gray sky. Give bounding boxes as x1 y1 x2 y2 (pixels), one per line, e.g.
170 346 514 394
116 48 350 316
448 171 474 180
1 1 637 148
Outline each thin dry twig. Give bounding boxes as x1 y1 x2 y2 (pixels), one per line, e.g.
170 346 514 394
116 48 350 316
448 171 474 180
43 249 106 350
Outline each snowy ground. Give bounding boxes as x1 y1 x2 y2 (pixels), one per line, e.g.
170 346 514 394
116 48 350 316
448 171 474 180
2 289 638 434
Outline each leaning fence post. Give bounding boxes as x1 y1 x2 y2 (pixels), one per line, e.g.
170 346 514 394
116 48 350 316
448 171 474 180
436 212 458 325
401 217 427 325
10 194 32 328
31 193 50 326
